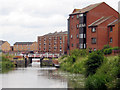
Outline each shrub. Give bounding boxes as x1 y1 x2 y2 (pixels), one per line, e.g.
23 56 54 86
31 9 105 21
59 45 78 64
85 74 107 90
85 51 104 77
70 49 87 57
103 48 112 55
103 45 111 50
112 47 120 50
95 56 120 89
1 55 15 73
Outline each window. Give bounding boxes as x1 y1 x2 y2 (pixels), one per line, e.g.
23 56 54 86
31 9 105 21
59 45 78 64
92 27 96 32
110 27 113 32
79 14 83 17
110 37 112 43
49 38 51 40
84 44 86 48
91 38 96 44
79 34 83 38
54 43 56 45
44 48 46 50
60 41 62 44
60 47 62 49
84 34 86 38
72 16 74 18
80 44 83 49
54 47 56 50
39 43 41 46
77 24 79 28
72 44 74 47
39 38 41 41
77 34 79 38
71 35 73 39
77 15 79 19
44 38 46 41
79 24 86 27
60 36 62 40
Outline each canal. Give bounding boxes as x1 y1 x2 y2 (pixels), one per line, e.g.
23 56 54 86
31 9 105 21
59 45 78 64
0 65 85 89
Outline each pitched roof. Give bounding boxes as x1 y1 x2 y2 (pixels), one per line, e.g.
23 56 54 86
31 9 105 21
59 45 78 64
44 31 68 36
88 16 113 27
14 42 34 45
70 2 103 15
108 19 120 26
0 40 6 45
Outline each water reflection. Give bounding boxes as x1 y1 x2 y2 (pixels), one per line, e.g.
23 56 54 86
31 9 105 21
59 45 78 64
1 66 85 89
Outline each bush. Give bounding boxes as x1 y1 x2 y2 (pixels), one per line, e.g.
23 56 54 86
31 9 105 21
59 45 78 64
70 49 87 57
85 51 104 77
1 55 15 73
95 56 120 89
85 74 107 90
112 47 120 50
103 45 111 50
103 48 112 55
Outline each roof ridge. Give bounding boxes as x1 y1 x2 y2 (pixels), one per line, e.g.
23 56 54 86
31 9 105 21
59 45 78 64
71 2 104 14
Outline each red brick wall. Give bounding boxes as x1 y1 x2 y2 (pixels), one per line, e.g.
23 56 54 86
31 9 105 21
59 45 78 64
86 2 119 50
109 24 119 47
38 33 68 54
69 14 79 50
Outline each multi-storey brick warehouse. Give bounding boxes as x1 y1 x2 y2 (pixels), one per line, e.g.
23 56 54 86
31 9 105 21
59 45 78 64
68 2 119 52
13 42 38 53
38 31 68 55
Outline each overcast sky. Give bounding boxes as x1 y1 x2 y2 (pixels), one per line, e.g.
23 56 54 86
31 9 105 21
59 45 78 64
0 0 120 45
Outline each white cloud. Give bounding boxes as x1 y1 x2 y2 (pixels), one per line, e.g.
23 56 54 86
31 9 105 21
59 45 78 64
0 0 119 45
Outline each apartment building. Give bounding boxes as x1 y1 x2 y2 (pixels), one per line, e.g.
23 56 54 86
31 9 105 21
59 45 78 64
0 40 11 52
38 31 68 55
68 2 119 52
13 42 38 53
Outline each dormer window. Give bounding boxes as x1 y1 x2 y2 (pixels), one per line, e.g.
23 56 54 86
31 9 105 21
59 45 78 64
92 27 96 32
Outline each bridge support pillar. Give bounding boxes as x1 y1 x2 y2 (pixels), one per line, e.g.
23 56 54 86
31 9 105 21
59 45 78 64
29 57 32 63
25 58 27 67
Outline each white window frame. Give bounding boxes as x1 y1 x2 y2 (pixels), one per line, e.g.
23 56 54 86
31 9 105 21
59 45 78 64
79 14 83 17
80 44 83 49
79 34 83 38
71 35 73 38
92 27 96 32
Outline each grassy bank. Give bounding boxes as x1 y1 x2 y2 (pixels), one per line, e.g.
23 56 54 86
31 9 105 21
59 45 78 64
59 49 120 89
0 54 15 73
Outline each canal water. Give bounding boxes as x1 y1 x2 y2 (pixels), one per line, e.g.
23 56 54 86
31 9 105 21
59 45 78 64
0 66 85 89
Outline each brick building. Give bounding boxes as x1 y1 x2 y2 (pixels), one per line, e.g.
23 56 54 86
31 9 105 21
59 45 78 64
38 31 68 55
0 40 11 52
68 2 119 52
13 42 38 53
